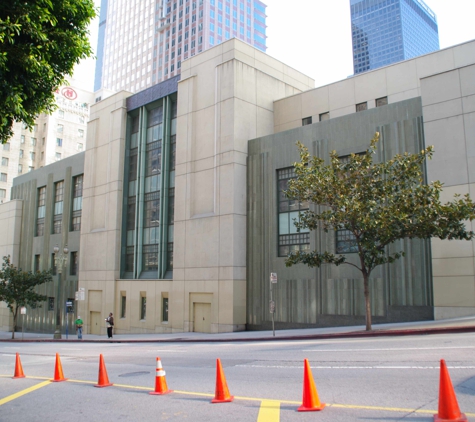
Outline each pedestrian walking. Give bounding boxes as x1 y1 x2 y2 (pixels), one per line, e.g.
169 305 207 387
75 316 83 340
105 313 114 338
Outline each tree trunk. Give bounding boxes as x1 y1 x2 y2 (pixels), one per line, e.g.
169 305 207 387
363 273 372 331
11 307 18 339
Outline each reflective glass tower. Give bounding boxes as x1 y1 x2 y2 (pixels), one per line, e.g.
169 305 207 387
94 0 267 94
350 0 439 74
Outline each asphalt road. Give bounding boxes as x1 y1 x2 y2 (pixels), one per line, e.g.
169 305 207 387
1 332 474 421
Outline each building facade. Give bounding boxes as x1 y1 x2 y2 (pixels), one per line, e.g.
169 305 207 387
94 0 267 94
350 0 439 74
1 38 474 335
0 153 84 332
0 82 93 203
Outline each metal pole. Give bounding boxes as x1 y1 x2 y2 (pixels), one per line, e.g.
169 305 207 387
65 302 68 340
54 270 62 339
22 313 24 341
270 280 275 337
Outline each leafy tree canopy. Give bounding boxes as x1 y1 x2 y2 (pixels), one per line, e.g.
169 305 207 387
0 0 96 143
0 255 52 338
285 133 475 330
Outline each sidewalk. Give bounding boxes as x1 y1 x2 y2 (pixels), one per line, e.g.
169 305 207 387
1 316 474 343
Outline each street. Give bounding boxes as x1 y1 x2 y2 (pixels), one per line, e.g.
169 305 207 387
1 332 474 421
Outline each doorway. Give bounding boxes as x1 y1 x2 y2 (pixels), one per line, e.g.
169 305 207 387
193 303 211 333
90 311 102 335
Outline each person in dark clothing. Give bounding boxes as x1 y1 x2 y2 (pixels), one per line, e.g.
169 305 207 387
105 313 114 338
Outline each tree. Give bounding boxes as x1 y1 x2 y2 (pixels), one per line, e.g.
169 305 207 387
285 133 475 331
0 256 52 339
0 0 96 143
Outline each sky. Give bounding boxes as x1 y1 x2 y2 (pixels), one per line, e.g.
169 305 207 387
73 0 475 91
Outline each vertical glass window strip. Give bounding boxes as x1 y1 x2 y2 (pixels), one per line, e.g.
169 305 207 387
72 174 83 231
70 251 79 275
53 181 64 234
121 294 126 318
36 187 46 236
126 116 139 273
140 294 146 320
277 168 310 257
34 254 40 272
162 297 169 322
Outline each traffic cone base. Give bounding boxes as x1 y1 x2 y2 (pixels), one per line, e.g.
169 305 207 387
51 353 68 382
434 359 467 422
211 359 234 404
434 414 467 422
149 357 173 395
298 359 325 412
13 353 25 379
150 389 173 395
94 354 113 388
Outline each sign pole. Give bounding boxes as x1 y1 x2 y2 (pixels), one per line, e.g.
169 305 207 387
270 273 277 337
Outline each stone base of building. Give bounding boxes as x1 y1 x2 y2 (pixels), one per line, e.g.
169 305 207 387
434 307 475 320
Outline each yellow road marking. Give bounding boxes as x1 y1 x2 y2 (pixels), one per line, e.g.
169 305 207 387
1 375 474 418
0 380 51 406
257 401 280 422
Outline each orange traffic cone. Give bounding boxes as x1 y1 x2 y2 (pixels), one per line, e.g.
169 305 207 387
298 359 325 412
51 353 68 382
94 354 113 388
434 359 467 422
211 359 234 403
13 353 25 379
149 357 173 395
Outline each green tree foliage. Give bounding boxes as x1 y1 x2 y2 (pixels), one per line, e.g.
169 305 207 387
285 133 475 331
0 0 96 143
0 256 52 339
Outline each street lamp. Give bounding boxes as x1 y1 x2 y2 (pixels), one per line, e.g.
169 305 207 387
53 244 68 339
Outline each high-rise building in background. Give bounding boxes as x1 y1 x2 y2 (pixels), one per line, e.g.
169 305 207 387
94 0 267 95
0 81 93 203
350 0 439 74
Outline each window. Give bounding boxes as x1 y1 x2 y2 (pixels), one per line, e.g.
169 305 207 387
36 186 46 236
29 166 34 172
70 251 79 275
48 297 55 311
72 174 83 231
302 117 312 126
55 153 61 161
140 293 146 320
336 229 358 254
1 157 8 166
356 102 367 112
34 255 41 272
51 253 57 275
376 96 388 107
78 129 84 138
121 293 126 318
53 181 64 234
56 138 63 147
162 296 169 322
0 173 7 182
277 168 310 257
77 143 83 151
30 151 35 161
319 112 330 121
18 164 22 174
58 109 64 118
2 143 10 151
19 149 24 158
0 189 6 200
31 137 36 146
21 135 25 144
57 124 63 133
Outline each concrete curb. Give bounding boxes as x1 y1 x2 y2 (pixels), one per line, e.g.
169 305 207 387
1 324 474 343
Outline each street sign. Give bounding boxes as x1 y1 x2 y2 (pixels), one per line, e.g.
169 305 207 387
269 300 275 313
270 272 277 283
75 290 85 301
66 301 73 306
20 307 26 315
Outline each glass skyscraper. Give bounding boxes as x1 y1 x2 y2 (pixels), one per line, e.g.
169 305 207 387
350 0 439 74
94 0 267 94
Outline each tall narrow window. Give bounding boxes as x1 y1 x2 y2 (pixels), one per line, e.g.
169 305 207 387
121 293 126 318
277 168 310 257
126 116 139 272
34 255 41 272
162 296 169 322
71 174 83 231
140 293 146 320
36 186 46 236
70 251 79 275
53 181 64 234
